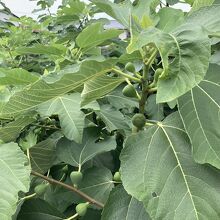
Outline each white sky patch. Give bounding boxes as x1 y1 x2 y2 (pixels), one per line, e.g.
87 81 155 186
1 0 190 19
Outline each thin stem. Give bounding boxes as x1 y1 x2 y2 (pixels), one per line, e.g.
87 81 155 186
148 87 157 93
20 193 36 201
139 49 158 113
112 68 141 83
145 49 158 68
65 213 79 220
145 122 154 126
208 33 220 38
134 71 142 79
31 124 60 130
26 149 30 164
31 170 104 208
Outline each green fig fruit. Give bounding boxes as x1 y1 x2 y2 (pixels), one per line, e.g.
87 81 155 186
76 202 89 216
132 113 146 128
70 171 83 185
125 62 135 73
122 84 137 98
34 184 48 196
113 171 121 182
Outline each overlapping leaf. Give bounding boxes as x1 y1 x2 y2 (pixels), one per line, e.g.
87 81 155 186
120 112 220 219
38 93 87 143
0 142 30 220
0 116 34 142
17 199 65 220
127 27 210 103
16 44 66 56
72 167 114 205
0 59 116 117
81 75 125 107
30 138 57 174
102 185 150 220
0 68 39 86
56 128 116 168
178 64 220 168
96 105 130 132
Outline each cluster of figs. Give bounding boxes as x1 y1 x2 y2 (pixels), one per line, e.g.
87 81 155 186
33 167 121 217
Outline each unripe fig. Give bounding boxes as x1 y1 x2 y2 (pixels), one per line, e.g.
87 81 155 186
122 84 137 98
132 113 146 128
113 171 121 182
76 202 89 216
70 171 83 185
34 184 48 196
125 62 135 73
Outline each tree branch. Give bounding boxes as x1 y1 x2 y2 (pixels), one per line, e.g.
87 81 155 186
31 170 104 209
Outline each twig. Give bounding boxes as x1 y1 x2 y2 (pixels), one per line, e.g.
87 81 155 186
112 68 141 83
31 170 104 208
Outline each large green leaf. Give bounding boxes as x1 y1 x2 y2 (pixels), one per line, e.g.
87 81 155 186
120 112 220 219
76 22 122 50
157 8 185 33
38 93 86 143
56 128 116 168
102 185 150 220
0 142 30 220
81 75 125 107
0 116 34 142
127 27 210 103
178 64 220 168
0 59 116 117
17 199 65 220
0 68 39 86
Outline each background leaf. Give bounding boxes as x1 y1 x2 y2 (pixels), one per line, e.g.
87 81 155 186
76 22 122 50
0 68 39 86
0 116 34 143
17 199 65 220
81 75 125 107
30 138 57 174
0 59 116 118
96 105 131 132
92 0 158 28
73 167 114 205
56 128 116 168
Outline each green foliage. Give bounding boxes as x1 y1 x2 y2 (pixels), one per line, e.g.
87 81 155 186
0 143 30 220
0 1 220 219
